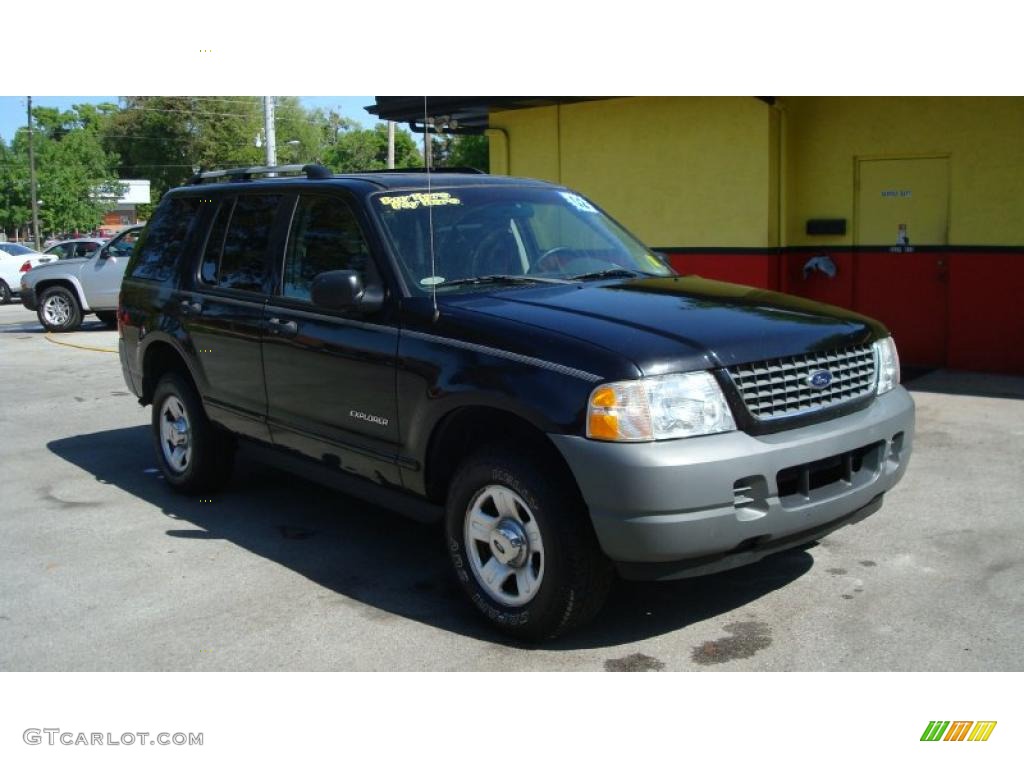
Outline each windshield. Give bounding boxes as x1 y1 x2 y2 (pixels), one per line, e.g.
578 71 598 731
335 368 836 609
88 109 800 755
107 229 140 256
371 186 671 292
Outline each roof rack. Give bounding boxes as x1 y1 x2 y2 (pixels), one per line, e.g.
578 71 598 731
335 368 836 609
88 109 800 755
187 163 333 185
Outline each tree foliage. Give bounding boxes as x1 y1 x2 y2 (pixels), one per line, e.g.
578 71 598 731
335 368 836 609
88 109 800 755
431 133 489 171
103 96 264 204
2 97 486 238
0 102 122 236
321 119 422 171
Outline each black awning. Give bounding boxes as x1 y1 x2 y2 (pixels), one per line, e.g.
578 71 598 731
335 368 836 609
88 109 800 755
366 97 608 134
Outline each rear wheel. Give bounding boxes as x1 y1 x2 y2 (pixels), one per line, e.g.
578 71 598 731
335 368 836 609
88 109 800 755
446 446 613 641
37 286 82 332
151 372 235 494
0 280 11 305
95 311 117 328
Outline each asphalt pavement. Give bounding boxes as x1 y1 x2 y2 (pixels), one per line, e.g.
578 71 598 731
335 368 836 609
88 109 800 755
0 302 1021 671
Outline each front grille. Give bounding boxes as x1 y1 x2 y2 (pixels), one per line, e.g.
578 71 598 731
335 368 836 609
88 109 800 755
727 344 876 421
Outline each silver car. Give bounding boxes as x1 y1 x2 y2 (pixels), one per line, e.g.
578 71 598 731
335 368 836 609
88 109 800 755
20 226 143 332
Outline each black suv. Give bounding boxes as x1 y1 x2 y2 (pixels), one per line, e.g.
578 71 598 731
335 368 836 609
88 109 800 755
119 164 914 640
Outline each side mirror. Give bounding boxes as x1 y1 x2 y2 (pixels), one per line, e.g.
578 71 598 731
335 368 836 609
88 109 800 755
98 246 112 259
310 270 384 314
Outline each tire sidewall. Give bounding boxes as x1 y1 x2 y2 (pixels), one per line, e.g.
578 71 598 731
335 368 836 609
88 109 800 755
445 453 573 637
0 280 10 304
37 286 81 332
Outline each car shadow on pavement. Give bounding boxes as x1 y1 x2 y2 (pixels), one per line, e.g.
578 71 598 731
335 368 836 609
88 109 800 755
904 368 1024 400
48 425 815 651
0 318 111 334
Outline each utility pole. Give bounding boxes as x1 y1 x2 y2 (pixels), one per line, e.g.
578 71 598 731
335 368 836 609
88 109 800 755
423 117 433 169
27 97 41 250
263 96 277 167
387 121 395 169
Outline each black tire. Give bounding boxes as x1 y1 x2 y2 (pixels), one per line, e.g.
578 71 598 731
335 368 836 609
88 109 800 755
151 372 235 494
95 311 117 328
0 280 11 305
445 445 613 642
37 285 82 332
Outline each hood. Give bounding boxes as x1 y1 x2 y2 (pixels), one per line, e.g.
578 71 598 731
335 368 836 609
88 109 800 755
444 276 887 375
27 258 89 276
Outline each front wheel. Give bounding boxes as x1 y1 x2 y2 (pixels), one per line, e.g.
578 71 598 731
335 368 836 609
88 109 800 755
446 446 613 641
37 286 82 332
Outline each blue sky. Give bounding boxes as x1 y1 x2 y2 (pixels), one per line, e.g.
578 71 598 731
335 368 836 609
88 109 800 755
0 96 379 141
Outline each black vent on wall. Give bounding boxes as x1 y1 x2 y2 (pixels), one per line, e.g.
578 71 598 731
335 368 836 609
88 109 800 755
806 219 847 236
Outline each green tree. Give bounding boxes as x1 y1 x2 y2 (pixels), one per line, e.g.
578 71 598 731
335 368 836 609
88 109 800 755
2 103 122 237
274 97 330 165
0 141 31 235
322 120 422 171
426 133 489 171
103 98 404 205
447 134 489 171
103 96 265 206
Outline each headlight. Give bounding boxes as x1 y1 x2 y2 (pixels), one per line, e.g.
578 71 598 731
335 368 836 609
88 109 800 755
587 371 736 441
873 336 900 395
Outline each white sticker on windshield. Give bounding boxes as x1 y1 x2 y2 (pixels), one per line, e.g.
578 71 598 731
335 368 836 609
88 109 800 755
559 191 597 213
420 276 446 286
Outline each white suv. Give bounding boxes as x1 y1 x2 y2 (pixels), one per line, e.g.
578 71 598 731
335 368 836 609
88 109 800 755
20 226 143 331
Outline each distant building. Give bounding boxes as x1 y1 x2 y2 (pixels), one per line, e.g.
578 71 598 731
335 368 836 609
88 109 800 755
99 179 150 237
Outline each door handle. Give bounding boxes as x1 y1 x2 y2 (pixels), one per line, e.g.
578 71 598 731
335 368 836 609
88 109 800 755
179 300 203 315
267 317 299 338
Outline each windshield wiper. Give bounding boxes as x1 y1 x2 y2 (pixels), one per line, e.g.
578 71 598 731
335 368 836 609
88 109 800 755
439 274 571 288
569 268 653 281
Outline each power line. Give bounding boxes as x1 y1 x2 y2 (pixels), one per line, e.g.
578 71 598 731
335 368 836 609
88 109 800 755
116 106 259 119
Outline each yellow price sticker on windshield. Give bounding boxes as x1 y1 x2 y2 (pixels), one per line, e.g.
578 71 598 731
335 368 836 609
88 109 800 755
378 192 462 211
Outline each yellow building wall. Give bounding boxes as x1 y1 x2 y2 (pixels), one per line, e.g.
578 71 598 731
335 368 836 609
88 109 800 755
490 97 775 247
782 96 1024 246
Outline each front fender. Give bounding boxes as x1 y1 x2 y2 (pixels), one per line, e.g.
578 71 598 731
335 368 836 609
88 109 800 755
396 329 599 495
32 273 91 311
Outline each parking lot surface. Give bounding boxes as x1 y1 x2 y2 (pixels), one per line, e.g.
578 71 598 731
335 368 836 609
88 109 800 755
0 302 1021 671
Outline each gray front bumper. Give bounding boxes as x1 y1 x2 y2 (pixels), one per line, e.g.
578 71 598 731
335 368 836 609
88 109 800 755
551 387 915 579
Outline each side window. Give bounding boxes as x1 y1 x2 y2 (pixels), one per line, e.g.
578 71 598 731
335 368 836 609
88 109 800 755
200 199 233 285
282 195 372 301
215 194 282 293
127 198 201 281
75 242 99 258
109 230 139 257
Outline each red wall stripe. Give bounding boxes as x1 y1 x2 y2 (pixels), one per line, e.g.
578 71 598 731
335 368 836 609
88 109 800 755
661 248 1024 375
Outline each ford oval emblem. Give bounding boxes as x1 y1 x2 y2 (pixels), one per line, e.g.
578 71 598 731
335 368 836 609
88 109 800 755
808 370 833 389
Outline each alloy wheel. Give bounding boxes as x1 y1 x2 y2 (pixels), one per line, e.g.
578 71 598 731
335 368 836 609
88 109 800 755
159 395 192 473
463 484 545 607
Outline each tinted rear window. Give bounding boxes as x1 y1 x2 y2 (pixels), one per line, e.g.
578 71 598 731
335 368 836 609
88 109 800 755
128 197 201 282
212 194 282 293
